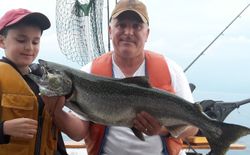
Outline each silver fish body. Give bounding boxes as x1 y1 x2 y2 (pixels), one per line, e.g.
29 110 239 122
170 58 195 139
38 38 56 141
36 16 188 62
29 59 250 155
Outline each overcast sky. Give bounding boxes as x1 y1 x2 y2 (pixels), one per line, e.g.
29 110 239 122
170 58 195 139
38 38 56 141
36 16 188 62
1 0 250 152
0 0 250 101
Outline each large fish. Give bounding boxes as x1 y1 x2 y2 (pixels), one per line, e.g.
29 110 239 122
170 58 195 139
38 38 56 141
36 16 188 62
29 59 250 155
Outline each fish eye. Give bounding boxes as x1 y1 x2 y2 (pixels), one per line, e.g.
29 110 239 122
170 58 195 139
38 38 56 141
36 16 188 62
54 70 61 74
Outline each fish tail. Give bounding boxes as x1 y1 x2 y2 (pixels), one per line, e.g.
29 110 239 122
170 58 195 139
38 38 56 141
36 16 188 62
203 122 250 155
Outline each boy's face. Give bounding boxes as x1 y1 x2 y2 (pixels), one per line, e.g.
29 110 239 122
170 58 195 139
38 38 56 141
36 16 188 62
0 25 42 73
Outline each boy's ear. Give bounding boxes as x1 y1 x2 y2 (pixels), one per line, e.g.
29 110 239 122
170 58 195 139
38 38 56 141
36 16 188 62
0 35 5 49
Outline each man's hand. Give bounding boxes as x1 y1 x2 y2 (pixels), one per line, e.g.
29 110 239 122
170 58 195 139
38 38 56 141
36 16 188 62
3 118 37 139
133 111 164 136
133 111 198 138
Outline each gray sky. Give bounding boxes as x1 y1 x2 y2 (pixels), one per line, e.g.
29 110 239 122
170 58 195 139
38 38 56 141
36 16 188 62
0 0 249 100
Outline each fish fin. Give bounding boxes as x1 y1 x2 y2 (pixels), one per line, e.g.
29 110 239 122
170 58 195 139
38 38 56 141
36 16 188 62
117 76 152 88
203 122 250 155
131 127 145 141
167 125 189 138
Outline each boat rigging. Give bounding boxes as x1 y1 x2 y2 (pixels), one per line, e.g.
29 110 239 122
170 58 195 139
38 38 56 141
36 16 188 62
184 3 250 72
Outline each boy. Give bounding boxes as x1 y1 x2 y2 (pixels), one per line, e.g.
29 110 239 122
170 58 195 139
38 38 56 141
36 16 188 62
0 8 67 155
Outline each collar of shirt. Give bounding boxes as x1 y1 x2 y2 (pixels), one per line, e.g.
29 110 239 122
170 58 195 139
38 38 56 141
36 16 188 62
111 54 146 78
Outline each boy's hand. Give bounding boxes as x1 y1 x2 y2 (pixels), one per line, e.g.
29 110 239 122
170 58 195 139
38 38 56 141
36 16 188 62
3 118 37 139
42 96 65 117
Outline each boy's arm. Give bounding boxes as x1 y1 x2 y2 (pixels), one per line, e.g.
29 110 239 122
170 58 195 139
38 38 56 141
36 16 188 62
42 96 89 141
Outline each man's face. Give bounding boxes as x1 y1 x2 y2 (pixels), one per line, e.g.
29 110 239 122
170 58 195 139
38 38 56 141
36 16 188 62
109 11 149 58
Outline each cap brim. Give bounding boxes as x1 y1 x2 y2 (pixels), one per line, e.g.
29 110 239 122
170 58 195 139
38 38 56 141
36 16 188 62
112 9 148 24
6 12 51 30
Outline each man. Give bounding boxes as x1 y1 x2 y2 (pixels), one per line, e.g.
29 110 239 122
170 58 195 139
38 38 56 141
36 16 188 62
45 0 198 155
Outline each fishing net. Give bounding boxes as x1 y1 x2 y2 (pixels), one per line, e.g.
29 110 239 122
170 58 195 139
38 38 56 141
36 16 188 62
56 0 105 66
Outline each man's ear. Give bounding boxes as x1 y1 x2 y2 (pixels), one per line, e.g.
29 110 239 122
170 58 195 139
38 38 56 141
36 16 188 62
145 28 150 42
108 25 112 40
0 35 5 49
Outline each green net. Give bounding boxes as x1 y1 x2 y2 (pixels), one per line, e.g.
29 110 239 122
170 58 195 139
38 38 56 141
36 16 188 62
56 0 105 66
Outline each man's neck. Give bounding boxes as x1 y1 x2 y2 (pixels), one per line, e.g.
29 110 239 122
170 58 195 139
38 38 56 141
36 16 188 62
113 52 144 77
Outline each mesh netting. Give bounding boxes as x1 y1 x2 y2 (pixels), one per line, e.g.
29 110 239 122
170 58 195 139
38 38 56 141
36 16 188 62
56 0 105 66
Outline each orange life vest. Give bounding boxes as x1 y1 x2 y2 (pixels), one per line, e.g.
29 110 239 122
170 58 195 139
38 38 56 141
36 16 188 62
85 51 182 155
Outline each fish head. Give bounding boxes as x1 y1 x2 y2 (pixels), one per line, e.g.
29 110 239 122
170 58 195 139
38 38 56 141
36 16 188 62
28 59 73 96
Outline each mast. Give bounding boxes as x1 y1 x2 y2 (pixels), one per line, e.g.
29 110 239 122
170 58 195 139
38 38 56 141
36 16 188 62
107 0 110 51
107 0 118 51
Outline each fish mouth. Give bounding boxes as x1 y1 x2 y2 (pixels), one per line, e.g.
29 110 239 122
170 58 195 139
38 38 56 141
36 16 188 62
39 59 48 67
